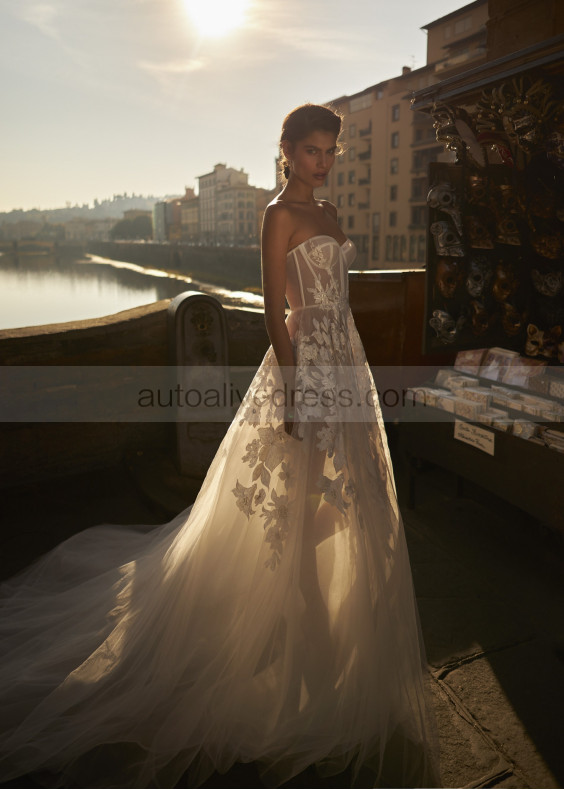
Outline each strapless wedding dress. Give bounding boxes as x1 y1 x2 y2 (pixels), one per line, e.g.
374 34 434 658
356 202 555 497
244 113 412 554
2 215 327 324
0 235 441 788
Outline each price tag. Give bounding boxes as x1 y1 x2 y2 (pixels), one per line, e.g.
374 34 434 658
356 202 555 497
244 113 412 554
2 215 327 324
454 419 495 455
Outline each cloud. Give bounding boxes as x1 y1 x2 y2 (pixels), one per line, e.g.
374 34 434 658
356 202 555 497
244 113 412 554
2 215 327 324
138 58 206 75
19 2 61 39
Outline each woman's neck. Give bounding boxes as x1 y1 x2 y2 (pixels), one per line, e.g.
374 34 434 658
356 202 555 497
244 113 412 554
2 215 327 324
278 179 316 205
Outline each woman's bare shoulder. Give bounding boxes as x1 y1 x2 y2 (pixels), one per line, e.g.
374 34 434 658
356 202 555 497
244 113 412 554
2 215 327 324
263 200 295 237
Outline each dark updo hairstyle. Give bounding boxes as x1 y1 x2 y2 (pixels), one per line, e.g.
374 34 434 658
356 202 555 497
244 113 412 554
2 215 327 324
279 103 343 180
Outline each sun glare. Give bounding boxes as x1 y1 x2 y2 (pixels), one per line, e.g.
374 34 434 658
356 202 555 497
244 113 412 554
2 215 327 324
183 0 250 38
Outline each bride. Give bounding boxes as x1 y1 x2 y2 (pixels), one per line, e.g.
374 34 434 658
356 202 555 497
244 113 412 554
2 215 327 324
0 104 441 788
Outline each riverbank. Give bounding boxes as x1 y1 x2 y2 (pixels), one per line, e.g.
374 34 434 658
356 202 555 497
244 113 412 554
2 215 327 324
88 240 263 294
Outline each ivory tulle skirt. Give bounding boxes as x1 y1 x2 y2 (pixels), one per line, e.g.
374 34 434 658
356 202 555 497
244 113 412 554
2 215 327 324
0 302 441 788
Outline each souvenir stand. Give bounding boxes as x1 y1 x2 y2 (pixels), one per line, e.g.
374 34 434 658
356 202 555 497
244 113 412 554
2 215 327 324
400 36 564 533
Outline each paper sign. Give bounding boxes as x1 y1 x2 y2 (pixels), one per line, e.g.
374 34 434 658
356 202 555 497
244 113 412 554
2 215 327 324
454 419 495 455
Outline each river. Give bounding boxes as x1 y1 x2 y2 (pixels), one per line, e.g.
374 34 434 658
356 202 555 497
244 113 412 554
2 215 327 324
0 251 265 331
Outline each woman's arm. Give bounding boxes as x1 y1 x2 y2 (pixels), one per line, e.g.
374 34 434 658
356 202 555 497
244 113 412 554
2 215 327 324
261 204 297 426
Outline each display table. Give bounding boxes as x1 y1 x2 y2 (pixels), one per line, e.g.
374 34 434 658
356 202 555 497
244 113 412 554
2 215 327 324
397 403 564 534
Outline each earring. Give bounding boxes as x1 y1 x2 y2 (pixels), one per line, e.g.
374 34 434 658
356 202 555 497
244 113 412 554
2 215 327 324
284 164 290 179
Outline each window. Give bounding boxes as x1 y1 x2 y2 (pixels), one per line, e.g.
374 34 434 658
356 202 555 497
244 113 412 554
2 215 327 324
392 104 400 122
372 212 380 233
400 235 407 262
409 235 417 262
348 170 356 184
349 123 356 138
348 193 356 207
417 234 426 263
337 172 344 186
348 216 355 229
376 89 384 100
349 147 356 161
337 195 344 208
389 211 397 227
411 206 426 227
393 235 399 260
390 158 399 175
444 24 451 39
371 236 379 261
385 235 392 261
390 185 398 201
454 16 472 34
411 177 427 200
412 147 442 171
350 94 373 112
391 132 399 149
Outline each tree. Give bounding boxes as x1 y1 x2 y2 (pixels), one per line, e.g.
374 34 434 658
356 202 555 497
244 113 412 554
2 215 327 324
109 215 152 240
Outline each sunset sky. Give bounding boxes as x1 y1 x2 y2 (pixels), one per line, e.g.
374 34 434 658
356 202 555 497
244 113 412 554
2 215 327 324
1 0 471 212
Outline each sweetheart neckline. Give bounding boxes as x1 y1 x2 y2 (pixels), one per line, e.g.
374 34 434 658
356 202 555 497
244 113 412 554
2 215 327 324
286 234 351 257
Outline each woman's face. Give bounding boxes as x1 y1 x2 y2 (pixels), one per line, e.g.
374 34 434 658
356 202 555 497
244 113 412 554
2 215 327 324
285 130 338 188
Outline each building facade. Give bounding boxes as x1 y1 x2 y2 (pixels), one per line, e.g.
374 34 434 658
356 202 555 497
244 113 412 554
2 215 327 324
316 0 488 269
198 164 249 245
216 183 257 246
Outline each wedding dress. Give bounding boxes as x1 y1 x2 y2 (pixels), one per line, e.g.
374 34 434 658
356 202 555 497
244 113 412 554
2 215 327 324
0 235 441 788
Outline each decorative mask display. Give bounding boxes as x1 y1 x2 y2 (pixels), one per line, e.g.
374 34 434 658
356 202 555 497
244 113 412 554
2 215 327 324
531 268 564 298
427 183 463 235
496 216 521 246
429 309 462 343
500 302 523 336
424 76 564 359
530 231 563 259
435 257 463 299
464 215 494 249
430 220 464 257
525 323 562 358
492 261 520 303
466 255 493 298
468 300 491 336
546 124 564 170
430 103 465 159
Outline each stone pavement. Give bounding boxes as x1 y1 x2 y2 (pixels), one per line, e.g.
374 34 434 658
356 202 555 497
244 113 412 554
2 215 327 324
1 432 563 788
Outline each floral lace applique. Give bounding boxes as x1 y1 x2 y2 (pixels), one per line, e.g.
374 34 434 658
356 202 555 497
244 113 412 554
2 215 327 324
232 424 296 571
308 244 330 269
306 278 340 309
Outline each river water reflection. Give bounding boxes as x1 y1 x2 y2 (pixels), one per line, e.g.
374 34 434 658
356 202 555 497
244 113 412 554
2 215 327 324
0 252 265 330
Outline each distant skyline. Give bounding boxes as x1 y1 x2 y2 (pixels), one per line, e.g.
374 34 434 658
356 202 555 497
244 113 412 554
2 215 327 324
1 0 471 213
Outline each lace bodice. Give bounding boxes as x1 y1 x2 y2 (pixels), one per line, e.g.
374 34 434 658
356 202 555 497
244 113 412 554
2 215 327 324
285 235 356 311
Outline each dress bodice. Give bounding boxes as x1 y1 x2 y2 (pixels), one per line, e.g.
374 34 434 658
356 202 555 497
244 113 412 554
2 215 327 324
285 235 356 311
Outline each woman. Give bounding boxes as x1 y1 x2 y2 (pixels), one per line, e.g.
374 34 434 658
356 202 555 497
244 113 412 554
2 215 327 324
0 104 441 788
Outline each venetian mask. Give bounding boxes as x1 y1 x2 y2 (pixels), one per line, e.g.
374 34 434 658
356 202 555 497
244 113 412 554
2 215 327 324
500 303 523 336
498 184 520 214
430 221 464 257
427 183 463 235
467 174 489 206
531 268 564 297
530 231 563 259
435 257 463 299
466 255 493 298
469 300 491 336
431 104 464 157
492 262 519 303
465 215 494 249
429 309 462 344
496 216 521 246
546 126 564 170
525 323 562 358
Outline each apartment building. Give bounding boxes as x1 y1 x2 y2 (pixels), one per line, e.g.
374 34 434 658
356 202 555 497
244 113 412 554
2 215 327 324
317 0 488 269
216 183 257 246
198 164 249 245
